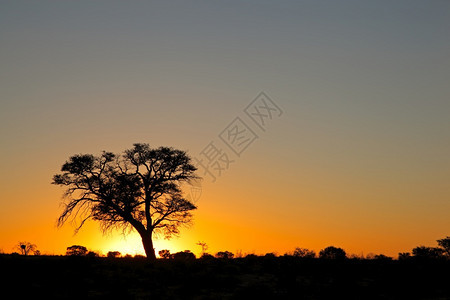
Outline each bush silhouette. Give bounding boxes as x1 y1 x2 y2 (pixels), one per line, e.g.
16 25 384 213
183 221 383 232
86 251 99 257
319 246 346 259
412 246 444 259
437 236 450 256
172 250 196 261
215 251 234 259
66 245 88 256
200 253 215 260
107 251 121 258
293 247 316 258
158 249 171 259
373 254 393 261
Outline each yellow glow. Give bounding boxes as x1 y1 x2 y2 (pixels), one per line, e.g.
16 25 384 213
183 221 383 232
102 232 185 257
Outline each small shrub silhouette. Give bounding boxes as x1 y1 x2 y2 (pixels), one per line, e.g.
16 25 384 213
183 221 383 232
293 247 316 258
66 245 88 256
107 251 121 258
172 250 196 261
215 251 234 259
158 249 171 259
319 246 346 259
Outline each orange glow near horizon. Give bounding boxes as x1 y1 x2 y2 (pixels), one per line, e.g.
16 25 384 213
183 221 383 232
0 154 448 258
1 1 450 259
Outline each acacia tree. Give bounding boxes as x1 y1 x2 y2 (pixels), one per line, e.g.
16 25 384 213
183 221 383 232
53 143 199 260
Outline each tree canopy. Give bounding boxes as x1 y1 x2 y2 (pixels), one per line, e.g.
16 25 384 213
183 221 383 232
53 143 199 260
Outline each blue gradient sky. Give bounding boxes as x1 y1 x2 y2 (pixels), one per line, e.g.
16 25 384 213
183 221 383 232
1 1 449 256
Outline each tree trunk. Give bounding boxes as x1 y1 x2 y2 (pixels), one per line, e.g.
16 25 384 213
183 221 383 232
141 231 157 260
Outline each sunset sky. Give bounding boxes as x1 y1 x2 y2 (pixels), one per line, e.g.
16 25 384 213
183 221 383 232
1 1 449 257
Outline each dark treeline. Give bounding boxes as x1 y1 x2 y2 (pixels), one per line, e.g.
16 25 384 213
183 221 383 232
10 236 450 261
1 237 449 298
2 250 450 299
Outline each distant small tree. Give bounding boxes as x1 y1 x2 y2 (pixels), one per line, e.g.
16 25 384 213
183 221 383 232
16 242 37 256
412 246 444 259
158 249 171 259
234 250 244 258
293 247 316 258
319 246 346 259
215 251 234 259
107 251 121 258
437 236 450 256
196 241 208 256
66 245 88 256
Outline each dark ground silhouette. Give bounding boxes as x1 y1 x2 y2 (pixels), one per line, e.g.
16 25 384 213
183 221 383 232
2 254 449 299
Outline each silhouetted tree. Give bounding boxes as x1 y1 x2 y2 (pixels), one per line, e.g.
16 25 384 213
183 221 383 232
412 246 444 259
53 143 199 260
196 241 208 256
158 249 171 259
319 246 346 259
215 251 234 259
107 251 121 258
66 245 88 256
293 247 316 258
16 242 37 256
437 236 450 256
